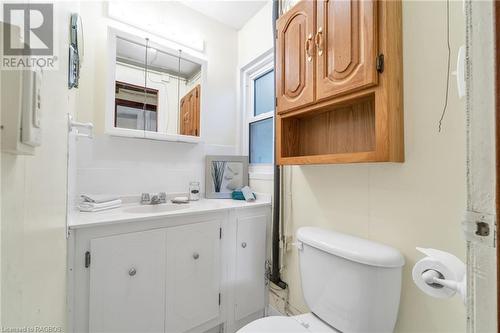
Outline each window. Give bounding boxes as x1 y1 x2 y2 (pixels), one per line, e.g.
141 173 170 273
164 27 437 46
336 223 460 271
250 70 274 164
250 117 273 163
254 70 274 117
115 81 158 132
241 49 275 176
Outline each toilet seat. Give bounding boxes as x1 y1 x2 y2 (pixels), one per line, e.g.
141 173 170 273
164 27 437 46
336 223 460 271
238 313 337 333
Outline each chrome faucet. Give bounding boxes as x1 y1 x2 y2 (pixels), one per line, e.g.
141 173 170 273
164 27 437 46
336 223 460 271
141 192 167 205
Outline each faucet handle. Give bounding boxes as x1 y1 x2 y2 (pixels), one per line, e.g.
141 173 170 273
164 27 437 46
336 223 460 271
141 193 150 204
158 192 167 203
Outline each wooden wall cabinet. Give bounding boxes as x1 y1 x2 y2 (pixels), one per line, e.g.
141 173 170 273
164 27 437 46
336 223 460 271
276 0 403 165
276 0 316 112
180 84 201 136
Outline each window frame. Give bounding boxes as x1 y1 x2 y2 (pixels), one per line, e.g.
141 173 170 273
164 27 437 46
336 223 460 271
240 49 275 178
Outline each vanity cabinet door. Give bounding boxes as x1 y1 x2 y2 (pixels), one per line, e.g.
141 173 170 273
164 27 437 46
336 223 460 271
234 215 267 321
316 0 378 100
276 0 316 113
165 220 221 332
88 230 166 333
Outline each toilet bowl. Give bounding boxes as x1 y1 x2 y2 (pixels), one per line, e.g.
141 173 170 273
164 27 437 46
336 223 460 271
238 313 336 333
238 227 405 333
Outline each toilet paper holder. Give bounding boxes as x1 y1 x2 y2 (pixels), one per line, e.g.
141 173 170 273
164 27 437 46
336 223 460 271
413 247 466 303
421 268 465 297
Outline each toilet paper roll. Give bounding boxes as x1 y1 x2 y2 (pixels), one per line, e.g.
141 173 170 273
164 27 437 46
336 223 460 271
412 247 466 299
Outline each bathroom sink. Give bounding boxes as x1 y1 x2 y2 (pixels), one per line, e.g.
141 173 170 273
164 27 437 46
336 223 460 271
124 204 190 214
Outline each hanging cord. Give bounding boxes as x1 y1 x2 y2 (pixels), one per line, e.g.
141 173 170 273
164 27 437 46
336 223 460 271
143 38 149 131
438 0 451 132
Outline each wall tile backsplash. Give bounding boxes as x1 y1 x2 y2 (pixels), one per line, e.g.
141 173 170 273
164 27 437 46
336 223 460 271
76 135 236 197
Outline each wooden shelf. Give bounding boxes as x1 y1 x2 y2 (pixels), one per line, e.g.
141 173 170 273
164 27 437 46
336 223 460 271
280 95 375 158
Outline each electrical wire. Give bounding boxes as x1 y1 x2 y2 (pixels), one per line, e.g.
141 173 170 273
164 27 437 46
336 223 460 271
438 0 451 132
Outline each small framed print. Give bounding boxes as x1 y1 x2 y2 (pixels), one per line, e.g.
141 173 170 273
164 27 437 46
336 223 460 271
205 155 249 199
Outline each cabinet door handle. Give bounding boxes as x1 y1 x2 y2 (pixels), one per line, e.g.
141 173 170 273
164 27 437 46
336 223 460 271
128 268 137 276
241 242 247 248
193 252 200 260
305 33 314 62
315 27 323 56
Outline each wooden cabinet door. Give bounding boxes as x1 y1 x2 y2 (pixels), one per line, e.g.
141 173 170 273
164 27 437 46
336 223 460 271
165 220 221 332
180 84 200 136
276 0 316 113
316 0 378 100
234 215 267 321
88 230 166 333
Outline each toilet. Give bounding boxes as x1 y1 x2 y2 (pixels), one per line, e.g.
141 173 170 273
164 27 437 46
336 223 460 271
238 227 405 333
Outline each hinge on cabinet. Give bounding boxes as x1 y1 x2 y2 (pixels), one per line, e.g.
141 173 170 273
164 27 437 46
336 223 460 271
376 54 385 73
85 251 91 268
219 228 222 239
275 97 278 107
218 293 221 306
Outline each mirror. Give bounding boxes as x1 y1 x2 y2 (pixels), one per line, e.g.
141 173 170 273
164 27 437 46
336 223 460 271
110 32 203 140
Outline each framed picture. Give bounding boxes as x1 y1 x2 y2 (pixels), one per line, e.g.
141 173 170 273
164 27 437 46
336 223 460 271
205 155 249 199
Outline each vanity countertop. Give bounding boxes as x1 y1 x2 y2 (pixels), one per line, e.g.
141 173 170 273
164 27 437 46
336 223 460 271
69 195 272 229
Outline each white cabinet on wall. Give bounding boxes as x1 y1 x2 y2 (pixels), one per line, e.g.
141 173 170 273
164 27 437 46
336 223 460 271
68 205 271 333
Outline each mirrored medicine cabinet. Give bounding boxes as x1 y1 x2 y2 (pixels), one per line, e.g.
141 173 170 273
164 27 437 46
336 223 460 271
106 29 205 142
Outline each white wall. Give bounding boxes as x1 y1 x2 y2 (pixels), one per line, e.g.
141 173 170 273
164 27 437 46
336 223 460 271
77 1 237 145
237 2 275 193
1 2 78 329
237 1 274 69
75 1 238 198
238 1 468 332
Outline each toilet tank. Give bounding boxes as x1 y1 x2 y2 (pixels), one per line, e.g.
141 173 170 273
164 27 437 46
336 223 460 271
297 227 405 333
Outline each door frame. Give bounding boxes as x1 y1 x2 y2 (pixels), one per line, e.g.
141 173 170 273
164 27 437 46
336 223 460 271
495 1 500 332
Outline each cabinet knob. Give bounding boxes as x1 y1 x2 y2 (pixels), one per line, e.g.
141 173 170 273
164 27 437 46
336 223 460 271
241 242 247 248
193 252 200 260
315 27 324 56
128 268 137 276
305 33 314 62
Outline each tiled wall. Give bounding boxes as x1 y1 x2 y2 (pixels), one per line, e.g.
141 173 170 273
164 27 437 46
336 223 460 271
76 134 235 197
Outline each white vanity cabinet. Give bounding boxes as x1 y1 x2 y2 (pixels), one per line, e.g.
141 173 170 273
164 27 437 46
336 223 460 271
234 215 267 321
165 220 222 333
89 230 167 333
68 203 271 333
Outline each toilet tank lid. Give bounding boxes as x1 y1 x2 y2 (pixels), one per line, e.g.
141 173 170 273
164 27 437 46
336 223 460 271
297 227 405 268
